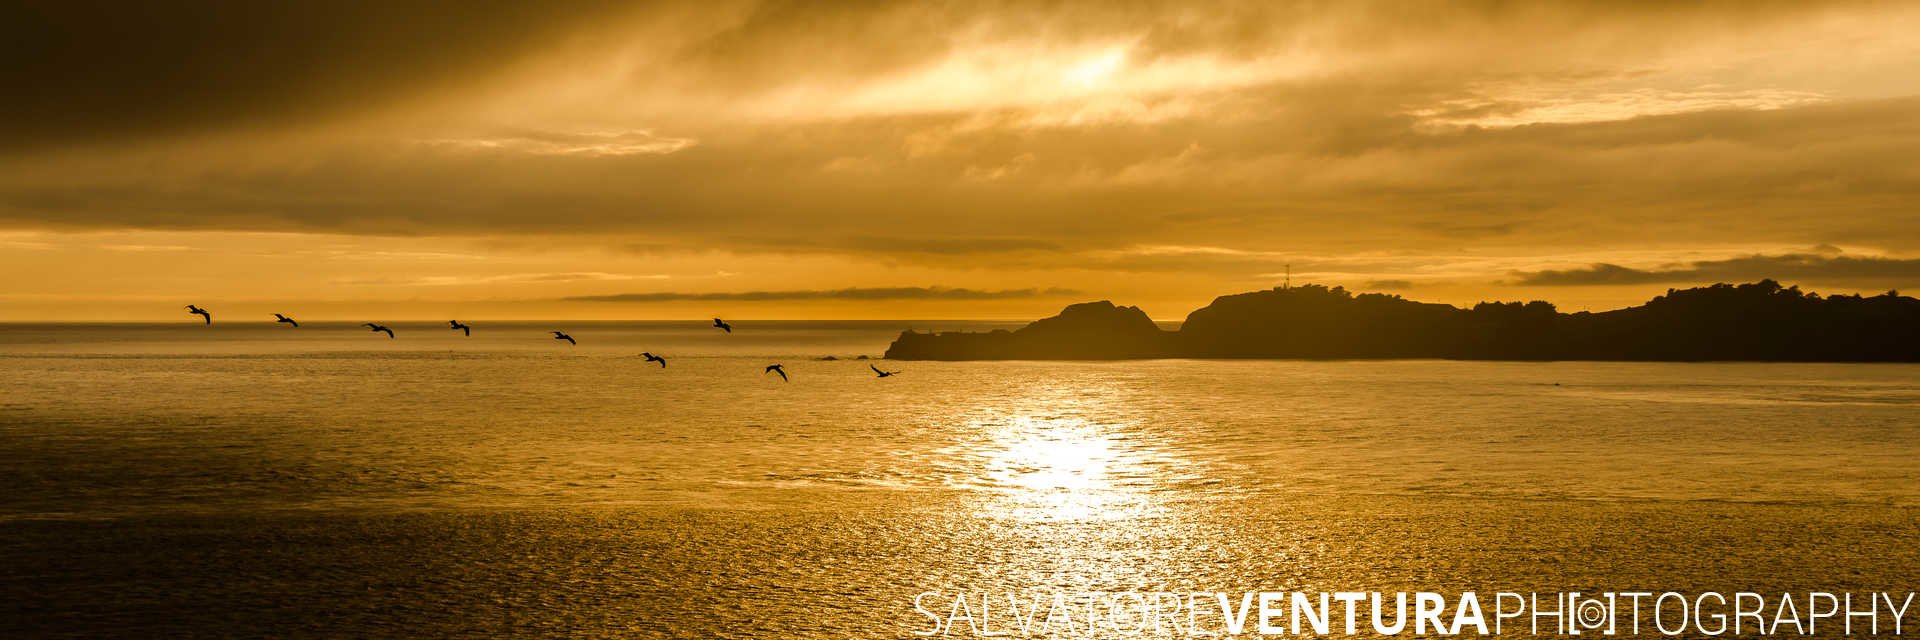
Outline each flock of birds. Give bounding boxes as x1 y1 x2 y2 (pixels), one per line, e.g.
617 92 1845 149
184 305 902 381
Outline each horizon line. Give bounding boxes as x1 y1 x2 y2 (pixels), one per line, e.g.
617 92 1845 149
2 279 1898 325
0 318 1078 325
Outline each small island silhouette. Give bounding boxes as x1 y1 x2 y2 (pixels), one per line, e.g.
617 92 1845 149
885 280 1920 362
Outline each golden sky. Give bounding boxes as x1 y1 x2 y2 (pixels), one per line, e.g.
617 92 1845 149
3 1 1919 320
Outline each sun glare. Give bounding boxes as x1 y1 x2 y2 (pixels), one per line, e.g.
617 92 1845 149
1063 48 1127 89
968 411 1160 522
991 425 1114 494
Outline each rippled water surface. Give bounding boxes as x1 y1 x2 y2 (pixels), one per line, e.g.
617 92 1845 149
1 323 1916 637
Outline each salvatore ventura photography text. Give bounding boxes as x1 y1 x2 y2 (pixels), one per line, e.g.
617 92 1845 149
912 590 1918 637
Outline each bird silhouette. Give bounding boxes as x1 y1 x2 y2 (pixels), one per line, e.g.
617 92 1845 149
363 322 394 339
765 364 787 382
449 320 470 336
870 363 898 378
642 352 667 368
713 318 732 333
552 331 576 345
273 313 298 328
185 305 211 325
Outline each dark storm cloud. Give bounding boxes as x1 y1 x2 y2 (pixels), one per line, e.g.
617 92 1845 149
1512 252 1920 286
565 286 1079 302
1512 263 1674 286
0 1 632 151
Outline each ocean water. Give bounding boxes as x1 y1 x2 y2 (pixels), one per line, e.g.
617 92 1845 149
1 322 1916 637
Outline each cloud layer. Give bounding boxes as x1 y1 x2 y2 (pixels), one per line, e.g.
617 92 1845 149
3 1 1919 317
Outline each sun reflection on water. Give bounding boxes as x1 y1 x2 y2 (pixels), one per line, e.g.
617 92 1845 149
966 412 1167 522
987 416 1121 491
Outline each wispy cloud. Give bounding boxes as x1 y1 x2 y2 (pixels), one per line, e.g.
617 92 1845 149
566 286 1078 302
1413 87 1829 130
340 272 668 287
0 235 53 250
419 130 696 157
101 243 193 252
1512 251 1920 286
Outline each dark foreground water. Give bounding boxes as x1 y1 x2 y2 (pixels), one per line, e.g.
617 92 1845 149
1 323 1915 637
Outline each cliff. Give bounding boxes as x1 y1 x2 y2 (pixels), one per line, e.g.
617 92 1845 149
883 280 1920 362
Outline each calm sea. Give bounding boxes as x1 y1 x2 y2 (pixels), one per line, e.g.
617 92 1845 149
2 322 1916 637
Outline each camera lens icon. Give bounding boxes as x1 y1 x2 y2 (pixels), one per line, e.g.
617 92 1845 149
1575 597 1612 633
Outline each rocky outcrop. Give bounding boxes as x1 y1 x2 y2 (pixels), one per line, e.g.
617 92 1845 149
884 301 1171 360
884 281 1920 362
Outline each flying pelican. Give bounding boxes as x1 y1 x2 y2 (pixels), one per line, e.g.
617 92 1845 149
449 320 470 336
185 305 211 324
712 317 733 333
765 364 787 382
552 331 576 346
870 363 898 378
363 322 394 339
273 314 298 328
642 352 667 368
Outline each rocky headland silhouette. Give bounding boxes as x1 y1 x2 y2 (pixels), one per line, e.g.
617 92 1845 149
884 280 1920 361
